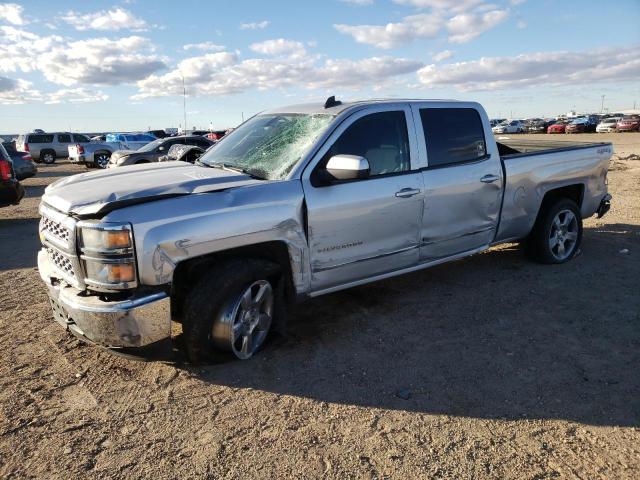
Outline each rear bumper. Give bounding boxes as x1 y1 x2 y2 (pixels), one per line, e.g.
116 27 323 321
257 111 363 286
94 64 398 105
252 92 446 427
39 250 171 348
597 194 612 218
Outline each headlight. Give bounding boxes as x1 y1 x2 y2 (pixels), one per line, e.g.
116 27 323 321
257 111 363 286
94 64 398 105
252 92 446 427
78 222 137 290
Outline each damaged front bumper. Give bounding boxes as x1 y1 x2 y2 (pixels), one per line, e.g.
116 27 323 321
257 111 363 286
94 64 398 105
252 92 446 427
38 250 171 348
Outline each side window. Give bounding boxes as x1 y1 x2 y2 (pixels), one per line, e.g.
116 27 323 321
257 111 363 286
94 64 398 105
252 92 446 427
420 108 487 168
321 111 410 177
28 134 54 143
57 134 71 143
73 134 89 142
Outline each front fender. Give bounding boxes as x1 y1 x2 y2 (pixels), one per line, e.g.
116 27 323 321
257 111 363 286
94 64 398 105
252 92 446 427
102 180 311 295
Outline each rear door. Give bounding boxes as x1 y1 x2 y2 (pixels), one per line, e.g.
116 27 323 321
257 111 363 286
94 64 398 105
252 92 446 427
302 105 424 292
412 105 503 260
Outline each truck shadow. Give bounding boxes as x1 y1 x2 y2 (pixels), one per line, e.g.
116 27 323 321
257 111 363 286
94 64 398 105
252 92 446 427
194 223 640 427
0 217 40 271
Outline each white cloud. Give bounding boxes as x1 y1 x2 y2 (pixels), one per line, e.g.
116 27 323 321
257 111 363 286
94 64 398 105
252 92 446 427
0 3 25 25
134 51 423 99
60 7 147 31
432 49 453 62
340 0 374 5
447 9 509 43
182 42 225 52
249 39 306 57
516 20 527 29
392 0 483 12
335 13 442 49
0 76 40 104
239 20 269 30
509 0 526 5
38 36 166 86
417 46 640 91
44 87 109 104
0 26 64 73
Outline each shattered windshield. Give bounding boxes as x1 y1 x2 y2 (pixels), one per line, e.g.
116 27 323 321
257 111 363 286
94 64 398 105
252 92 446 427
199 113 335 180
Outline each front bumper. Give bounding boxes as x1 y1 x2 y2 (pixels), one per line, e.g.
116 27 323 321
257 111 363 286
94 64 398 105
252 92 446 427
38 250 171 348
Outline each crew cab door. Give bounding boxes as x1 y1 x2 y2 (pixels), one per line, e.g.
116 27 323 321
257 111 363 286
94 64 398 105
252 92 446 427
301 105 424 292
411 105 503 260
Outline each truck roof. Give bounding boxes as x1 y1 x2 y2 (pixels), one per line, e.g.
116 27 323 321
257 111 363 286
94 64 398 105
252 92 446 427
264 98 461 115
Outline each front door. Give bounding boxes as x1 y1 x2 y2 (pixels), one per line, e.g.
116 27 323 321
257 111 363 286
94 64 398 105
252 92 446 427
302 106 424 292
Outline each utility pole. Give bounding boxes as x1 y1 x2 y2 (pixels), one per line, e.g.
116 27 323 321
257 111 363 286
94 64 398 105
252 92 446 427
601 95 605 113
181 73 187 135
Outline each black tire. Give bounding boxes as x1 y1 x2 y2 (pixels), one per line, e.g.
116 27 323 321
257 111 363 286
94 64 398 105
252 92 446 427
41 150 56 164
182 258 284 364
525 198 583 264
94 151 111 169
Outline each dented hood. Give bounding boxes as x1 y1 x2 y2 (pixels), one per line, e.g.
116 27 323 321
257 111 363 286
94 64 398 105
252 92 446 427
43 161 261 217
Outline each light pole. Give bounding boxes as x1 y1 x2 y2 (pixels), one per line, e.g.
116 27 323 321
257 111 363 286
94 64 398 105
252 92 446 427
601 95 605 113
181 73 187 135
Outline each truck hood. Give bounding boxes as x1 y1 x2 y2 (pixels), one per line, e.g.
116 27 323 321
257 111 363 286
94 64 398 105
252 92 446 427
43 161 263 217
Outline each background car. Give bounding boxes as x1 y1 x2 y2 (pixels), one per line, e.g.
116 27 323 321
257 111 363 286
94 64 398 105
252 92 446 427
566 117 597 134
596 117 621 133
107 135 214 167
526 119 556 133
616 115 640 132
206 130 228 141
69 132 158 168
15 132 91 164
1 140 37 180
492 120 525 134
158 144 207 163
547 121 568 134
0 143 25 207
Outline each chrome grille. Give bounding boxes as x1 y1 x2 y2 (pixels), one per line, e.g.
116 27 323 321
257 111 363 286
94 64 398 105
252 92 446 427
46 247 75 278
41 216 71 243
39 203 84 289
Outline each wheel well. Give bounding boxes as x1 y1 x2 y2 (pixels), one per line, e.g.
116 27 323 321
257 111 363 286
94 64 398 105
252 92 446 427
170 241 295 322
541 184 584 209
136 159 150 164
95 150 111 156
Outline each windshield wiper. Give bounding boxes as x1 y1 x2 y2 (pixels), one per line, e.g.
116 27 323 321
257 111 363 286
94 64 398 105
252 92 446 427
199 162 266 180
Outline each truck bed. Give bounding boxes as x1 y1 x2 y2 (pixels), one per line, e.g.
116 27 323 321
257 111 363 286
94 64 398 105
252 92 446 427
495 138 612 243
496 137 610 158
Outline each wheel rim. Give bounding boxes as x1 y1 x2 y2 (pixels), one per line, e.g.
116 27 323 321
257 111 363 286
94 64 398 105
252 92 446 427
211 280 273 360
43 152 54 163
549 209 578 261
96 154 110 168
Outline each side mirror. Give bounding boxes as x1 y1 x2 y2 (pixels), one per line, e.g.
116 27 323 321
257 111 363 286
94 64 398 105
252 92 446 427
325 154 370 181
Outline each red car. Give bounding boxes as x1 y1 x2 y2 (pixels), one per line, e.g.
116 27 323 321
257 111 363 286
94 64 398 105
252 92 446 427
547 121 567 134
565 118 597 134
616 115 640 132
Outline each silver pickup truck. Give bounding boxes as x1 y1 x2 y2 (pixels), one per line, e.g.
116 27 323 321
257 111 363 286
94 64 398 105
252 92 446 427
37 98 612 362
68 133 157 168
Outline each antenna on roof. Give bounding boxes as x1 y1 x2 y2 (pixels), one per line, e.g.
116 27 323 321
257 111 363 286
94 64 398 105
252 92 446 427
324 95 342 109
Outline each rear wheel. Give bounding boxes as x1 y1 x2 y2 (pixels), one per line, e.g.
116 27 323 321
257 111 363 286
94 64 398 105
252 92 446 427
41 150 56 164
182 258 283 363
94 151 111 169
526 198 582 264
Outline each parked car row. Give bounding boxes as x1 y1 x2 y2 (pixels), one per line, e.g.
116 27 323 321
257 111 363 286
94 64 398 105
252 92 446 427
491 113 640 135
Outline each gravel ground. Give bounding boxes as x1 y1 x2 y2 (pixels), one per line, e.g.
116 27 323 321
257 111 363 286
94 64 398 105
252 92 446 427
1 133 639 479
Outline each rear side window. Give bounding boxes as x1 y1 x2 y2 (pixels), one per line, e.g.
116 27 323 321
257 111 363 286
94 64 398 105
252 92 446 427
322 111 410 177
57 134 71 143
420 108 487 168
27 134 54 143
73 134 90 142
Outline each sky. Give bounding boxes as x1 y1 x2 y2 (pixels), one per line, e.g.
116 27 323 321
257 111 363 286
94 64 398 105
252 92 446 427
0 0 639 133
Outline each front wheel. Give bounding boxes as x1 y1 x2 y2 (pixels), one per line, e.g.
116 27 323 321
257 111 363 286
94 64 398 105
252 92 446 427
526 198 582 264
182 259 282 363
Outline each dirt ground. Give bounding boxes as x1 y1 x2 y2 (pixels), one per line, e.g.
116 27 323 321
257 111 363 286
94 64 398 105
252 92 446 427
1 133 638 479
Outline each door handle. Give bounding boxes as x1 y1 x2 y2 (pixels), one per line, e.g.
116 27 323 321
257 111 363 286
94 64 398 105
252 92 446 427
395 188 421 198
480 174 500 183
